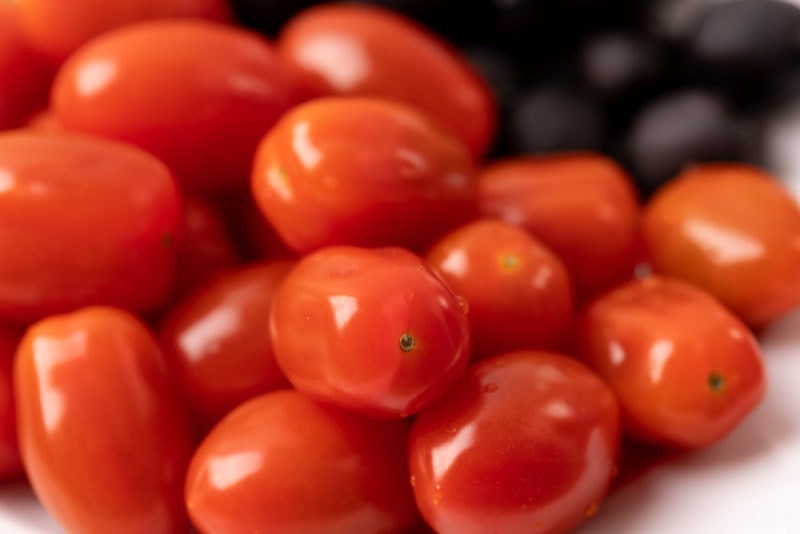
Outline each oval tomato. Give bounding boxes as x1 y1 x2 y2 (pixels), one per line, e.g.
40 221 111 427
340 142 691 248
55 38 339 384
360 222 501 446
159 260 294 431
426 219 575 359
270 246 471 418
0 325 22 480
14 306 194 534
52 19 305 193
185 389 421 534
0 132 181 324
478 152 641 300
16 0 233 64
277 3 497 159
251 96 478 254
577 276 766 449
409 350 620 534
641 163 800 328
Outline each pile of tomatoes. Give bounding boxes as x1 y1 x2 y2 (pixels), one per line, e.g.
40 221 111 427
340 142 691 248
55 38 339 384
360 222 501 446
0 1 799 533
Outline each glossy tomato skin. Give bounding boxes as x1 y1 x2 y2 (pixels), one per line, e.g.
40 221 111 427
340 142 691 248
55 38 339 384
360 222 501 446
478 153 641 300
15 306 194 534
426 219 575 359
16 0 233 64
251 96 478 254
159 260 294 431
0 326 22 480
278 3 497 159
409 351 621 534
0 132 181 325
53 20 305 193
186 389 422 534
270 246 471 418
577 276 766 449
641 163 800 328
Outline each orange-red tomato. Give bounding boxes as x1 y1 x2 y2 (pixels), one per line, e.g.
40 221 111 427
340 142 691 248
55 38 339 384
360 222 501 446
641 163 800 328
251 96 478 254
185 389 422 534
409 351 620 534
426 219 575 359
577 276 766 449
277 3 497 159
0 325 22 480
159 260 294 431
270 246 471 418
14 307 194 534
0 132 181 324
52 19 305 193
478 153 641 300
16 0 233 64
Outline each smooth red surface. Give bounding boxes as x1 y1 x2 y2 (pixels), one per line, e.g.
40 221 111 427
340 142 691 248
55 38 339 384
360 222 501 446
185 389 421 534
0 132 181 324
0 326 21 480
642 163 800 328
409 351 621 534
278 3 497 159
478 153 641 300
14 307 194 534
251 96 478 254
270 246 471 418
427 219 575 359
577 276 766 449
16 0 233 64
159 260 294 431
53 19 304 193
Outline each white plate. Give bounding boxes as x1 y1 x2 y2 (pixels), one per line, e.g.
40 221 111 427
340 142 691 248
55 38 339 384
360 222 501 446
5 62 800 534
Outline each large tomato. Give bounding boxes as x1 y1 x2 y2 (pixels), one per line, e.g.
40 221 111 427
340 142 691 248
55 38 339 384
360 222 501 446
277 3 497 159
409 350 620 534
0 132 181 324
52 19 306 193
14 306 194 534
251 96 478 254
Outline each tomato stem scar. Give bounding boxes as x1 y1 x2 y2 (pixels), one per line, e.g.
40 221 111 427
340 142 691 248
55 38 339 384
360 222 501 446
399 332 416 352
708 372 725 392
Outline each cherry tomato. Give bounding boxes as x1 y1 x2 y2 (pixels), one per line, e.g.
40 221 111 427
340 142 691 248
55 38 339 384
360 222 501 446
52 19 305 193
409 350 621 534
478 153 641 300
577 276 766 449
426 219 575 359
277 3 497 159
641 163 800 328
16 0 233 64
14 306 194 534
172 195 240 301
159 260 294 431
251 96 478 254
0 132 181 325
0 325 22 480
270 246 471 418
185 389 421 534
0 2 52 129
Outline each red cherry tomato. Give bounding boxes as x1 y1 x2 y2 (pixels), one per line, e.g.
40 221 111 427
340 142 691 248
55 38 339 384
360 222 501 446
251 96 478 254
16 0 233 64
641 163 800 328
478 153 641 300
186 389 421 534
278 3 497 159
0 3 52 129
426 219 575 359
14 306 194 534
408 350 621 534
270 246 471 418
577 276 766 449
52 19 304 193
159 260 294 431
0 132 181 325
172 195 240 301
0 326 22 480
